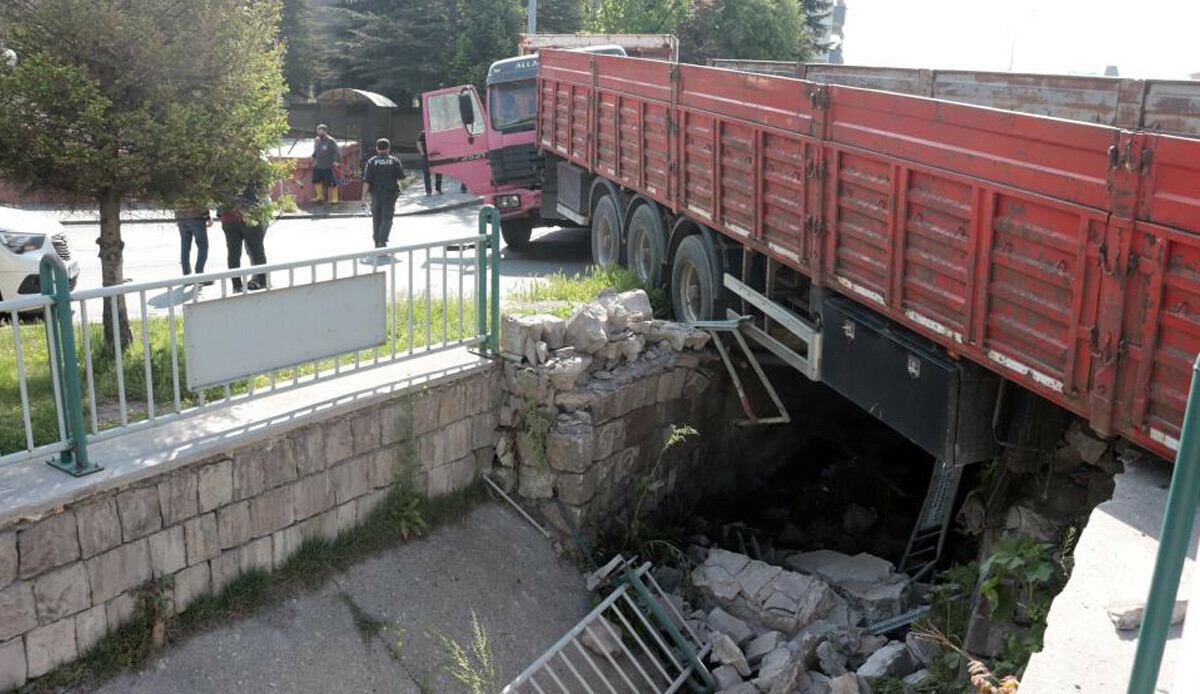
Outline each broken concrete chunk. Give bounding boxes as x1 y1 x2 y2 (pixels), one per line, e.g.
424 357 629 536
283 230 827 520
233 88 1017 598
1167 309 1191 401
905 630 939 667
839 580 908 623
1065 420 1110 465
744 630 783 666
735 560 784 602
500 313 545 357
715 682 759 694
712 664 745 690
1107 600 1188 631
856 641 915 681
546 354 591 391
646 321 691 351
1004 505 1061 543
616 289 653 321
708 607 755 646
565 303 609 353
785 550 895 586
816 640 848 676
580 616 623 657
693 564 741 603
753 646 807 694
707 548 752 576
711 632 751 677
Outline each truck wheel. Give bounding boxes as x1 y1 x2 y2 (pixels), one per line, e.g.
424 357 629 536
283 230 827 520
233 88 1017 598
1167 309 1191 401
590 195 622 267
501 219 534 251
671 234 721 322
626 203 666 287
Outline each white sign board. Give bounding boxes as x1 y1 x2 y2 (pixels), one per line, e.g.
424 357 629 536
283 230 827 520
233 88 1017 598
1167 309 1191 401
184 273 387 390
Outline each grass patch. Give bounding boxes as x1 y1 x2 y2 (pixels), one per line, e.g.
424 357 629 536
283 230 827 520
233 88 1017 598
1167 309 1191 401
20 480 491 694
508 265 667 319
0 295 477 457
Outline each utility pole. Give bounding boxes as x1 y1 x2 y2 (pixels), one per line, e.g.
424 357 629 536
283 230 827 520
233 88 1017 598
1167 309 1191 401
527 0 537 34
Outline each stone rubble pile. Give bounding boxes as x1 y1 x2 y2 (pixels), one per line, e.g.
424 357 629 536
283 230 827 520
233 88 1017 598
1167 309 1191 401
491 289 723 534
671 546 933 694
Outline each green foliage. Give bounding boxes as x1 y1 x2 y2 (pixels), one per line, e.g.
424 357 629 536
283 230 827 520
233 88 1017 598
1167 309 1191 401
585 0 692 33
801 0 834 51
428 610 499 694
538 0 585 33
330 0 459 104
0 0 288 205
281 0 333 96
979 535 1058 624
509 265 668 318
918 561 979 688
625 424 698 552
679 0 814 63
450 0 524 88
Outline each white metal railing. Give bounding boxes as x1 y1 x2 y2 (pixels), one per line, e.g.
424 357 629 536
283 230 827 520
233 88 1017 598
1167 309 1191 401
502 562 714 694
1 231 493 469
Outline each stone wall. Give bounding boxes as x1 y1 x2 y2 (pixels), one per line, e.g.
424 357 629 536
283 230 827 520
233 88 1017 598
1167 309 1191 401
0 366 499 690
490 291 735 544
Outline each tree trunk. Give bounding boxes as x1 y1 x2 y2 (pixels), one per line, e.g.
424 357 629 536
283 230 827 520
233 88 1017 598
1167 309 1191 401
97 189 132 350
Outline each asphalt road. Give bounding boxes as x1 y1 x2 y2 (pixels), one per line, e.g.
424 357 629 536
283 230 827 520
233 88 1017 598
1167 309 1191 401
62 208 592 320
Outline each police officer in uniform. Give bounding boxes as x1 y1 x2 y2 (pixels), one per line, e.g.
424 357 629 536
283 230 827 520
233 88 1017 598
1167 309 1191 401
361 138 406 252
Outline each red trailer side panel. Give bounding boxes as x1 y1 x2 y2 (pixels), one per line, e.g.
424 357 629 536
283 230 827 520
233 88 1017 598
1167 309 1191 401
536 50 1200 460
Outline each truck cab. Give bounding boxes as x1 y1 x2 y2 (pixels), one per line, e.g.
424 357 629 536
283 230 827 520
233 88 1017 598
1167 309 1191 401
421 45 626 249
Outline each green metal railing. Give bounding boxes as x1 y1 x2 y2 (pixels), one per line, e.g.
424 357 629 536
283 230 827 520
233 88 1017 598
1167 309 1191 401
476 204 502 355
1126 353 1200 694
40 254 101 476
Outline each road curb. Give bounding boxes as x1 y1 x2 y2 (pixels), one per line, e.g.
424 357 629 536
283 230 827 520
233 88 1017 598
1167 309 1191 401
54 198 483 226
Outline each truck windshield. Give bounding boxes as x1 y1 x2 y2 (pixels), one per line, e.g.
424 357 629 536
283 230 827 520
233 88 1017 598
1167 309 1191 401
490 82 537 132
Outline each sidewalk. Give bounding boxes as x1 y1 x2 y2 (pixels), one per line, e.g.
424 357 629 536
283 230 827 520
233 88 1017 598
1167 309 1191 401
88 503 590 694
23 183 482 226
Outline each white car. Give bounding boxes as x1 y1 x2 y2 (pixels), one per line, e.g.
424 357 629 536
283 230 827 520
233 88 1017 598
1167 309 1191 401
0 206 80 304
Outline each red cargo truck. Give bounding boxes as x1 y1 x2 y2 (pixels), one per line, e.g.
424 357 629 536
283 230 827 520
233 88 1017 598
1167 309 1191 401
535 49 1200 464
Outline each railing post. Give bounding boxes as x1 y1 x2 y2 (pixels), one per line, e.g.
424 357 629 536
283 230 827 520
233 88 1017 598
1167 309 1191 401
623 566 716 693
40 255 101 477
1126 353 1200 694
476 205 501 355
489 209 501 355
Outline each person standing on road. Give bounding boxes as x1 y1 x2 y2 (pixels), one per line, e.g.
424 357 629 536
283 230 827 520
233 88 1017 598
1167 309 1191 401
311 124 341 204
417 130 442 196
174 204 212 283
218 184 271 291
362 138 406 252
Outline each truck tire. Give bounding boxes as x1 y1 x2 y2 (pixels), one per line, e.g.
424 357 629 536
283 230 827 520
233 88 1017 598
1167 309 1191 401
671 234 721 322
590 194 622 267
626 202 666 287
501 218 534 251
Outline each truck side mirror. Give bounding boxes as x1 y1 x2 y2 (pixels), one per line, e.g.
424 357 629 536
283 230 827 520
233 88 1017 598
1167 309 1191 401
458 92 476 129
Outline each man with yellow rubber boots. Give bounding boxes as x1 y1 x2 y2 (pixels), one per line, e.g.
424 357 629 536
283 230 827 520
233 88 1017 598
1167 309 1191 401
311 124 341 204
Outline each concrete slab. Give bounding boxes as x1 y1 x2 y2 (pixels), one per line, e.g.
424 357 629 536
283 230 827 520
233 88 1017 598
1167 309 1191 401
89 502 591 694
0 347 493 527
1021 456 1199 694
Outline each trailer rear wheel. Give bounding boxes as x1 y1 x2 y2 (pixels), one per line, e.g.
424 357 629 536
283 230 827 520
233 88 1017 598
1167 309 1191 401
590 194 622 267
671 234 721 322
626 203 666 287
501 218 533 251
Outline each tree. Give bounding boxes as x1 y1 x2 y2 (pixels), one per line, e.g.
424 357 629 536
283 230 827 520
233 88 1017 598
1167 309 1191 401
281 0 332 97
450 0 524 88
584 0 691 33
331 0 458 104
800 0 834 53
0 0 288 347
536 0 584 33
679 0 813 64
